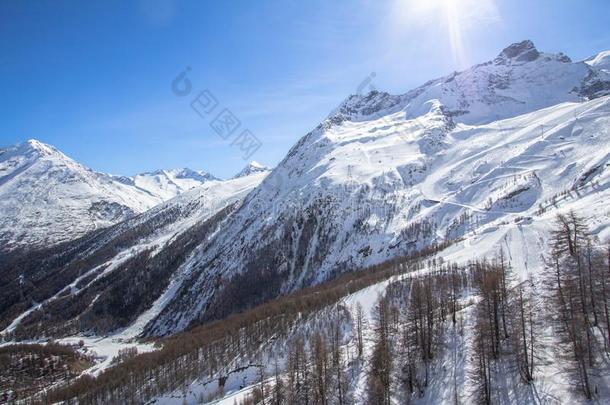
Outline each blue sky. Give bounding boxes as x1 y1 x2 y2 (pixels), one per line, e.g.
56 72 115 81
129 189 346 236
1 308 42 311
1 0 609 178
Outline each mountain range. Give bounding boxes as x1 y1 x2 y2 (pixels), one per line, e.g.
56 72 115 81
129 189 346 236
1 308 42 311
2 39 610 345
0 139 265 251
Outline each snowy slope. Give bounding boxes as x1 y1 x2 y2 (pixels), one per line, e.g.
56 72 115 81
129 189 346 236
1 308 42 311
146 41 610 335
1 171 268 340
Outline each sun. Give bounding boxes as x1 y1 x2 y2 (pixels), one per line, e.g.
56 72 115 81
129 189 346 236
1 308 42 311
389 0 500 68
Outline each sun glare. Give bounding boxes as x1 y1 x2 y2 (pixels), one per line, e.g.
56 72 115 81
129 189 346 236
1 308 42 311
444 0 467 67
389 0 500 68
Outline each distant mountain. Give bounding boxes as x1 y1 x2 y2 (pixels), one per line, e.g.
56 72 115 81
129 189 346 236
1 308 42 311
0 140 217 252
233 161 270 178
125 168 219 201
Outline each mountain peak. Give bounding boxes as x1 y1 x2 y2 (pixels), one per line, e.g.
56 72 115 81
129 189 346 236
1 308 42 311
233 161 270 178
0 139 70 164
129 167 219 201
137 168 219 182
175 168 218 181
326 90 406 127
0 139 167 251
19 139 62 157
248 161 265 169
496 40 540 63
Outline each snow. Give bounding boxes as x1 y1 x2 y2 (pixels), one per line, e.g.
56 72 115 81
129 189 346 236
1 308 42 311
585 50 610 72
57 335 156 376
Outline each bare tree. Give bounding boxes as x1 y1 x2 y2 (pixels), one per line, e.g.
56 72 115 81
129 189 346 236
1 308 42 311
330 318 347 405
272 357 284 405
312 332 329 405
511 282 535 383
367 296 392 405
547 212 595 398
355 303 364 358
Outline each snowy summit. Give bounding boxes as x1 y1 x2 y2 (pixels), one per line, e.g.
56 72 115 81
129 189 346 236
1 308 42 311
233 160 271 178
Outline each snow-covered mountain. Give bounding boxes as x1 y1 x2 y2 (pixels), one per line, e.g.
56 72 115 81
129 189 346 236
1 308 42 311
233 161 270 178
0 140 222 252
0 140 163 251
121 168 219 201
145 41 610 335
331 40 609 126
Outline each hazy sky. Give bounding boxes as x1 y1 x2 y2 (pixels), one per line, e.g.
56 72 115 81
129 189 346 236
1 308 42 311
2 0 610 178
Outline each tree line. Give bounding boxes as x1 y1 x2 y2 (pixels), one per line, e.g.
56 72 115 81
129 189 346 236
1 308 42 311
44 242 453 404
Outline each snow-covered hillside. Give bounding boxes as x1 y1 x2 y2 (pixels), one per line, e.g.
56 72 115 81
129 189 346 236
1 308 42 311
0 170 268 340
146 41 610 335
158 256 609 405
0 140 219 251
